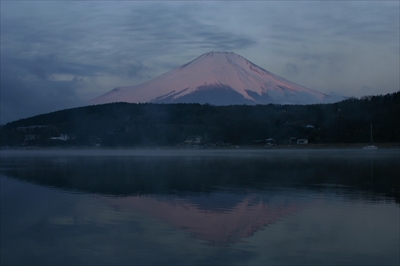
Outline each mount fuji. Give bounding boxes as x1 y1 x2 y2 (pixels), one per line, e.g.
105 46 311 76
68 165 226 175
90 52 341 105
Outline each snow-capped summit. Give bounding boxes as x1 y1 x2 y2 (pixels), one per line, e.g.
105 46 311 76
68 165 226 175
90 52 339 105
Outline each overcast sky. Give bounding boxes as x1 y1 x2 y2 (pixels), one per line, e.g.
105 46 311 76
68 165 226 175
1 1 399 123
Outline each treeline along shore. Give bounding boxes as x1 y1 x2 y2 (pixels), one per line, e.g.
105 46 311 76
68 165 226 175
1 92 399 147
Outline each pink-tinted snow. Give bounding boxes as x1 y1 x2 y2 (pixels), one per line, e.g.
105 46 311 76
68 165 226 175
90 52 331 105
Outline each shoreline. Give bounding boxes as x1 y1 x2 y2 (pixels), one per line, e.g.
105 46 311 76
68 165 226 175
1 143 399 155
1 142 399 150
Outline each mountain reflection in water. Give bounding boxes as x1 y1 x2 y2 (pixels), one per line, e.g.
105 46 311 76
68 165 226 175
106 193 302 245
1 149 399 265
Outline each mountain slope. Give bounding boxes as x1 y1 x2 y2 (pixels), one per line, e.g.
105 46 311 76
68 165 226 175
90 52 338 105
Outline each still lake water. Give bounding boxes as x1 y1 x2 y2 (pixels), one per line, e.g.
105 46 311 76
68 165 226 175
1 149 399 265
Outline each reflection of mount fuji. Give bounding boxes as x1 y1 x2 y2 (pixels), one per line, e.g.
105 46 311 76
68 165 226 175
1 150 398 244
111 193 302 245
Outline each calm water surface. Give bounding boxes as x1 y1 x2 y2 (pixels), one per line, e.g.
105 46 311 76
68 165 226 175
1 149 399 265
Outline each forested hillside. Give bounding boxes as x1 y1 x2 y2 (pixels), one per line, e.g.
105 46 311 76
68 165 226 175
1 92 399 147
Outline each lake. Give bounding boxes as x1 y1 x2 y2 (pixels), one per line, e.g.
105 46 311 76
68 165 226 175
1 149 399 265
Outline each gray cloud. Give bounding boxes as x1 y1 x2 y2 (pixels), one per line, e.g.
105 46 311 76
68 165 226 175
284 63 299 76
265 2 399 44
1 1 398 123
115 3 256 58
1 67 84 124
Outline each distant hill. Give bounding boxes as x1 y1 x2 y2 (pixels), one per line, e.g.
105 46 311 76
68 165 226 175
90 52 344 106
1 92 399 147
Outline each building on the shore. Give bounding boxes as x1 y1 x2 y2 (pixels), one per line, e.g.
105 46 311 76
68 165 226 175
297 139 308 144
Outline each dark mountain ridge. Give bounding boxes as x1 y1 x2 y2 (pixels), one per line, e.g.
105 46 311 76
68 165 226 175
1 92 399 147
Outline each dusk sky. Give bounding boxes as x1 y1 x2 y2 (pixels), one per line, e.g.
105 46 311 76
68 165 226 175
1 1 399 123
